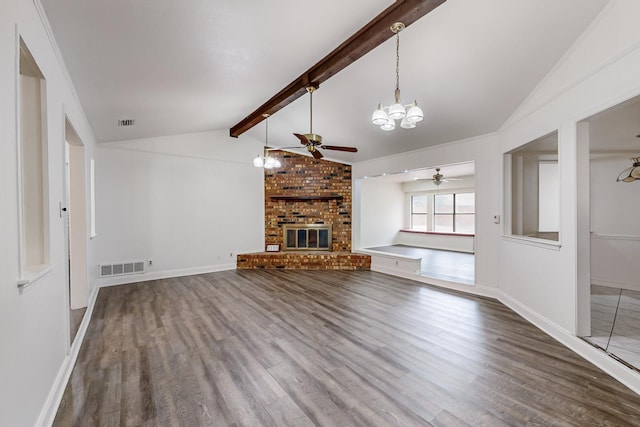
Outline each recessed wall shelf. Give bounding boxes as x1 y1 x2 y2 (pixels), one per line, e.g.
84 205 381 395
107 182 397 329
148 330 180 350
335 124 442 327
270 195 343 202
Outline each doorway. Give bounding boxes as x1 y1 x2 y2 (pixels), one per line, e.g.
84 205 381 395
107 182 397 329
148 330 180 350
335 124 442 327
578 96 640 371
64 118 88 343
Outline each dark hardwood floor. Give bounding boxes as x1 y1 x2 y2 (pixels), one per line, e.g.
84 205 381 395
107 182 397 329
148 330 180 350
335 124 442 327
54 270 640 426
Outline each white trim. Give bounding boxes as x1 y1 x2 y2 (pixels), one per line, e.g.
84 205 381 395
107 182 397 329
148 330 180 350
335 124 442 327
15 25 25 277
89 158 96 238
353 132 496 179
36 284 99 427
501 234 562 250
591 233 640 241
17 263 55 291
357 248 422 261
592 279 640 293
98 263 237 287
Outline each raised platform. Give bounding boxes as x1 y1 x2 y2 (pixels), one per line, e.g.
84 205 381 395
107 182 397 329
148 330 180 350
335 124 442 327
236 251 371 270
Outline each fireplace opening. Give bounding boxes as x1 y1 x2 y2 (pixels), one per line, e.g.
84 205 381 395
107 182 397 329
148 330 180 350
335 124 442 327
284 224 332 251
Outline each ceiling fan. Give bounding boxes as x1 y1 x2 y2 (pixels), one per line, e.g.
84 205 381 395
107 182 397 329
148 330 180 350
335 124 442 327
292 85 358 159
432 168 463 186
415 168 463 186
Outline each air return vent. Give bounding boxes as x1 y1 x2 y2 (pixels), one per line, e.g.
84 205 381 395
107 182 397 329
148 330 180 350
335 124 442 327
117 119 135 127
99 261 145 278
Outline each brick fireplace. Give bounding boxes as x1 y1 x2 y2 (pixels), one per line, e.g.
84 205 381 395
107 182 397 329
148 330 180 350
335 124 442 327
237 150 370 270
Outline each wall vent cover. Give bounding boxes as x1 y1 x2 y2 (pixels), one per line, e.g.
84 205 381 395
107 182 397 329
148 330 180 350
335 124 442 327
117 119 135 127
99 261 145 278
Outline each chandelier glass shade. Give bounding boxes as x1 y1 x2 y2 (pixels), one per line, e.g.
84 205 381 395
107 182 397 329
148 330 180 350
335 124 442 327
371 22 423 131
616 157 640 182
616 135 640 182
253 114 281 169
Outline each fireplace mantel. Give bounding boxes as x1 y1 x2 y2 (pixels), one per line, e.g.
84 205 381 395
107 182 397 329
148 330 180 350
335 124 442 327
270 194 343 202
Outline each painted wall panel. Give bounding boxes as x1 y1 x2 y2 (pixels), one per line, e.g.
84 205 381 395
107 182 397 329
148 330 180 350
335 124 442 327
95 130 265 283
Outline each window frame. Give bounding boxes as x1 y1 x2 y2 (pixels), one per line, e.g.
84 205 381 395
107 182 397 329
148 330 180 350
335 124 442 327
16 35 53 288
433 192 476 234
504 130 561 246
410 194 428 231
406 190 476 234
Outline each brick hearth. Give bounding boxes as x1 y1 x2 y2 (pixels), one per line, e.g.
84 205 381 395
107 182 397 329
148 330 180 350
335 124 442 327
236 252 370 270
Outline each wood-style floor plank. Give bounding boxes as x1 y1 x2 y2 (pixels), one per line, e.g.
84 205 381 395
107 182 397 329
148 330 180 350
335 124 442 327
54 270 640 426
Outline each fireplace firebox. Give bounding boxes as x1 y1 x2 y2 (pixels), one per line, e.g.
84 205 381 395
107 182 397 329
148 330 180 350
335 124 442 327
283 224 332 251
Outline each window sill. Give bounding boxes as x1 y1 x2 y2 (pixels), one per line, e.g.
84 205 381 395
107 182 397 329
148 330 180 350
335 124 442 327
400 230 475 237
18 264 55 292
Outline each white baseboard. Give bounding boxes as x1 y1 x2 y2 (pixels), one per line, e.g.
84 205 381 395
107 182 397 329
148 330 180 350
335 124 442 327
97 263 236 287
497 289 640 395
370 264 499 299
36 283 100 427
592 278 640 292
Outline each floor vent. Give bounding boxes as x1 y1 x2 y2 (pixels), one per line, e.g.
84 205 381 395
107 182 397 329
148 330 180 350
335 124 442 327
99 261 145 278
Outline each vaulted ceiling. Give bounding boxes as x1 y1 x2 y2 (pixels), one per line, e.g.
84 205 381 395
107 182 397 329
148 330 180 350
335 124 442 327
42 0 609 163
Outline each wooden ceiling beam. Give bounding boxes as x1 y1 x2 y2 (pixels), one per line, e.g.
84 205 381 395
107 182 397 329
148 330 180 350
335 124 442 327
229 0 446 138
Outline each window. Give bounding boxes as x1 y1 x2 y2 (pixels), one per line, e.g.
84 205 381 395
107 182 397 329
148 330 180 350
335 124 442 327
410 195 427 231
434 193 475 233
506 131 559 242
18 38 49 276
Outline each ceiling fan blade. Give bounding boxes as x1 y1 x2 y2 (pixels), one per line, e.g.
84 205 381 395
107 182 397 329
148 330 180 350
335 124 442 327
293 133 310 145
321 145 358 153
311 149 324 159
266 146 301 151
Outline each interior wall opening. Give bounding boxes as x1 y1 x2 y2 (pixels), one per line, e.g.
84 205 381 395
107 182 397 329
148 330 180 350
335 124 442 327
64 118 88 344
505 131 560 242
579 95 640 371
358 162 476 285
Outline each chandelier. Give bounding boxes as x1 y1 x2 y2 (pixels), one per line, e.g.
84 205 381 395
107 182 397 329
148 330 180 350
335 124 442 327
253 114 281 169
617 135 640 182
371 22 424 131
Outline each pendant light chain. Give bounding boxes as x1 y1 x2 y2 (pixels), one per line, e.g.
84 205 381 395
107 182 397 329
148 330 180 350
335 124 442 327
370 21 424 131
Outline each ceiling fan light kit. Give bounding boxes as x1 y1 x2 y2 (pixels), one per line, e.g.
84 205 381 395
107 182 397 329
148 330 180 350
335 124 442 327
371 22 424 132
253 114 281 169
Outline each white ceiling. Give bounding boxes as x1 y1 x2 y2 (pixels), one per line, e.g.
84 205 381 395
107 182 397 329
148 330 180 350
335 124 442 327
42 0 609 163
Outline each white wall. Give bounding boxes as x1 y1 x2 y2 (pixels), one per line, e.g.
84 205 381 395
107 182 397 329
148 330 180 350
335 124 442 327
496 0 640 393
95 130 266 285
590 154 640 290
0 1 99 426
498 0 640 335
356 179 404 248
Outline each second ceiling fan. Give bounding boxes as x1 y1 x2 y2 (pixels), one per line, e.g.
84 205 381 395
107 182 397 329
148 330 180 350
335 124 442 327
293 85 358 159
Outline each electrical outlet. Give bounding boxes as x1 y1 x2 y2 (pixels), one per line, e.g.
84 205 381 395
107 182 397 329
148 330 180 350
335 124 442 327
148 260 153 266
229 252 233 257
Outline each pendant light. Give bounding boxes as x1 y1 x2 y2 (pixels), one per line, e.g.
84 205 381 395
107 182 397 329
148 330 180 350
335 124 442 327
253 114 281 169
371 22 424 131
616 135 640 182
